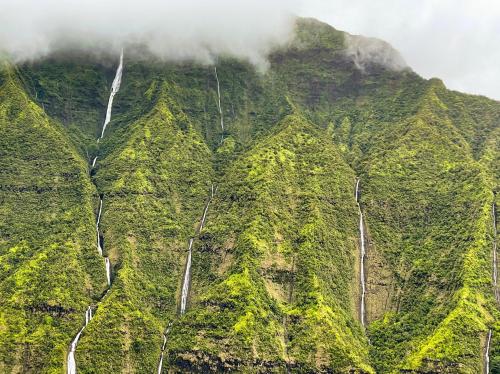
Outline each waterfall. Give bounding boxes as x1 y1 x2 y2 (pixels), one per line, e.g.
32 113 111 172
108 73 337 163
157 322 173 374
214 67 224 140
100 49 124 139
157 186 216 371
67 307 93 374
85 306 92 325
494 203 498 302
180 238 194 315
105 257 111 286
67 50 123 373
355 178 367 327
157 351 164 374
179 186 215 315
96 198 103 255
200 199 210 231
485 329 492 374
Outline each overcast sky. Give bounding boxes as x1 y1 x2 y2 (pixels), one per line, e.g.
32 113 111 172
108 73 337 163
1 0 498 100
301 0 500 100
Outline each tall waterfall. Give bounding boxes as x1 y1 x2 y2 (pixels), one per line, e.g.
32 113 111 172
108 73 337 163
67 307 93 374
159 186 216 370
180 238 194 315
494 202 498 302
179 185 215 315
214 67 224 140
68 50 123 373
485 329 492 374
100 49 124 139
355 179 367 327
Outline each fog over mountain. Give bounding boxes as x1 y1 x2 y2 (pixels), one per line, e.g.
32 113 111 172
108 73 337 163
301 0 500 100
0 0 299 68
2 0 498 99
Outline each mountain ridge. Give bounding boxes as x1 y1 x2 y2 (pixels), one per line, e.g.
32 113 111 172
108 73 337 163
0 17 499 373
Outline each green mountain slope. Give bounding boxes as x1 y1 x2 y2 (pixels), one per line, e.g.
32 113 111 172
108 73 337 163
0 63 105 373
0 17 498 373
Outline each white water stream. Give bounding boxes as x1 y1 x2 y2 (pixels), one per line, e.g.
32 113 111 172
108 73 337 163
157 322 173 374
485 329 492 374
68 51 123 373
96 198 103 256
67 307 93 374
100 49 124 139
355 179 367 327
180 238 194 315
105 257 111 286
214 67 224 141
179 185 215 315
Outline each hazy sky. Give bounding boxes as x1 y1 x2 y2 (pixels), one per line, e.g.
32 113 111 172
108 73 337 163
302 0 500 100
1 0 498 100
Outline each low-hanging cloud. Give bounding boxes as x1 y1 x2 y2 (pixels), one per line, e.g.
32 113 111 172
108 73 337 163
0 0 301 68
344 34 408 72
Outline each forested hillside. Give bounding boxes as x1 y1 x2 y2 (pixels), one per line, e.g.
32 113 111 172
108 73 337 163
0 18 499 373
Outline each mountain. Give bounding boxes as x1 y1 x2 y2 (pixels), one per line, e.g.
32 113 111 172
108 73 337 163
0 17 499 373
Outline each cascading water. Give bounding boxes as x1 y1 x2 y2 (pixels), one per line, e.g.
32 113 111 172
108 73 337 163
180 185 215 315
67 307 93 374
485 329 492 374
214 67 224 141
96 198 111 285
96 198 103 256
355 178 367 327
157 186 216 370
85 306 92 325
67 51 124 373
105 257 111 286
180 238 194 315
157 322 173 374
100 49 124 139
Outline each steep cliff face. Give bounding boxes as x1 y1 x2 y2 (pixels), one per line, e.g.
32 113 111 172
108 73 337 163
0 63 105 373
0 17 499 373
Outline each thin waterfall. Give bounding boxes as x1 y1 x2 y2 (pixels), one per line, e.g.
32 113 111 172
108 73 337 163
200 200 210 231
214 67 224 141
105 257 111 286
96 198 103 256
493 202 498 303
68 50 123 373
158 186 216 370
179 185 215 315
485 329 492 374
180 238 194 315
100 49 124 139
157 322 173 374
85 306 92 325
67 307 93 374
355 178 367 327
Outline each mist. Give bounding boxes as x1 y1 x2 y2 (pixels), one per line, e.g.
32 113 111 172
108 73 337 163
0 0 300 68
300 0 500 100
344 34 408 72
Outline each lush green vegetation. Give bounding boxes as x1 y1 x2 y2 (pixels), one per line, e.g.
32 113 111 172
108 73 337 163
0 17 498 373
0 63 106 373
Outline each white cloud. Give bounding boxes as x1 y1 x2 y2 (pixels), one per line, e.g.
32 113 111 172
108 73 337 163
1 0 498 100
300 0 500 100
0 0 299 69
